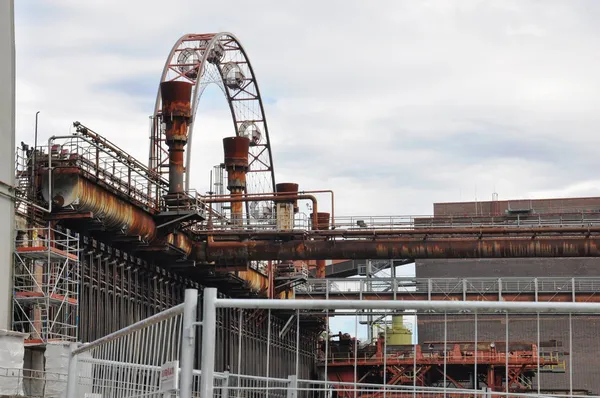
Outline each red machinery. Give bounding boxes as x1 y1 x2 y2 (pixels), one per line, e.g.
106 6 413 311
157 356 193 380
319 333 565 397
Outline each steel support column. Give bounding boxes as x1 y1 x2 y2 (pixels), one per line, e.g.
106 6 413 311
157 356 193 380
0 0 15 330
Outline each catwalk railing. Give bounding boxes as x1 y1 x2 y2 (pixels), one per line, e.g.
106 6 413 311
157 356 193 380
193 212 600 235
295 277 600 302
39 124 205 216
201 288 600 398
332 213 600 231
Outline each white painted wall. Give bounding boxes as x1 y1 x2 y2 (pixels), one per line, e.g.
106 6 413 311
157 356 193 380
0 0 16 330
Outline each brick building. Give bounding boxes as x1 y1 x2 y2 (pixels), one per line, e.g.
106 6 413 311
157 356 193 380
416 196 600 393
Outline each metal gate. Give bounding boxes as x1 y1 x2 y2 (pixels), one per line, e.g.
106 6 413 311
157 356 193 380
66 290 198 398
200 288 600 398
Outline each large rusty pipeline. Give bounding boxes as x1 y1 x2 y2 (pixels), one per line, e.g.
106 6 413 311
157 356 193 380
202 194 320 229
191 225 600 238
161 81 192 194
43 169 156 241
41 170 193 255
194 236 600 262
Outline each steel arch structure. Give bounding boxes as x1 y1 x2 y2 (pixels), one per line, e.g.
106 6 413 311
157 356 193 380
149 32 276 211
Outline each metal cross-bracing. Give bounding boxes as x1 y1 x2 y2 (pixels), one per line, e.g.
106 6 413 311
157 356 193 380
321 337 564 397
296 277 600 302
150 33 276 210
12 227 79 344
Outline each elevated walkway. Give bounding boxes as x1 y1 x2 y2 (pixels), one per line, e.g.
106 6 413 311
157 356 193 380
296 276 600 302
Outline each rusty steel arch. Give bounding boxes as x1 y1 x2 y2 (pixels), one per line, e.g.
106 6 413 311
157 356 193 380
149 32 276 207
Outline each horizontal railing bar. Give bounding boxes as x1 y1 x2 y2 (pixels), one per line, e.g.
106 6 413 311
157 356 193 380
71 303 185 355
214 298 600 313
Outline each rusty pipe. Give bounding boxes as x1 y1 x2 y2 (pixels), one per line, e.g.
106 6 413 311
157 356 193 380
223 136 249 224
161 81 192 195
41 169 194 255
192 225 600 238
300 190 334 225
199 189 335 224
194 236 600 262
202 194 319 229
226 168 246 223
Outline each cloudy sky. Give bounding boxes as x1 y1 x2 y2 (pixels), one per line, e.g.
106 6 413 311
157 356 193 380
13 0 600 217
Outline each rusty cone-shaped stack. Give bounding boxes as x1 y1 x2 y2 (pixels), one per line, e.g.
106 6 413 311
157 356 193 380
223 136 250 225
275 183 299 230
310 211 330 278
161 81 193 203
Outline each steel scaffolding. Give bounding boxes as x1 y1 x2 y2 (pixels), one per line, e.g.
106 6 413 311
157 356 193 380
12 227 80 344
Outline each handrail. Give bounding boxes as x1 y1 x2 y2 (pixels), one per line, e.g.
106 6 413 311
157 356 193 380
296 277 600 297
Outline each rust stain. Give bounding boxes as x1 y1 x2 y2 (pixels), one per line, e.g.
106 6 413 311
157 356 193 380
238 267 269 294
160 81 192 118
223 136 250 168
199 236 600 262
223 137 249 223
276 183 299 212
161 81 192 195
166 232 193 256
310 212 330 230
53 174 157 241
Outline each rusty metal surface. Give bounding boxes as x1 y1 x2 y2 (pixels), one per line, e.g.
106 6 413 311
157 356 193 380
237 267 269 294
315 260 326 279
166 232 193 256
226 169 247 192
195 225 600 238
311 212 330 278
311 212 330 230
160 81 192 118
276 183 299 196
276 182 299 213
195 236 600 262
223 136 250 223
223 136 250 168
45 172 156 241
161 81 192 195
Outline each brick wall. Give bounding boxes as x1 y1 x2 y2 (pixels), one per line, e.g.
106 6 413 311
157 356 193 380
416 257 600 393
434 197 600 216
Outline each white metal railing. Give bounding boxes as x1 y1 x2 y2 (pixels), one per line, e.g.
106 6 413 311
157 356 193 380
193 212 311 232
192 212 600 234
65 289 199 398
200 288 600 398
295 277 600 300
331 213 600 231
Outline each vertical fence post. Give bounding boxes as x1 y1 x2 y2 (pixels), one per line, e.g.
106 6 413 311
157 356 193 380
200 288 218 398
180 288 198 398
223 370 230 398
65 342 79 398
287 375 298 398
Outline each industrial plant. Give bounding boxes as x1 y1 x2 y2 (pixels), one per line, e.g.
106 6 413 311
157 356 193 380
2 4 600 398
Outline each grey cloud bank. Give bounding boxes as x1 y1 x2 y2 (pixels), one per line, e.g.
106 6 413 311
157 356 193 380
14 0 600 216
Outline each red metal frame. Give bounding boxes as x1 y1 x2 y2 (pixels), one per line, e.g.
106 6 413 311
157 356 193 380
320 335 563 398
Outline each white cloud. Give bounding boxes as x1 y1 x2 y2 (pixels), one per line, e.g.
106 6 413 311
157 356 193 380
14 0 600 218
